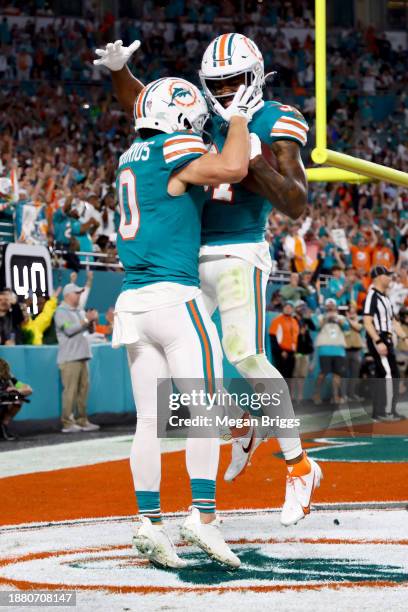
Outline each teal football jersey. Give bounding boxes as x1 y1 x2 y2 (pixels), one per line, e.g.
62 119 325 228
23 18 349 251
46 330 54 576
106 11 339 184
116 131 207 291
201 101 308 246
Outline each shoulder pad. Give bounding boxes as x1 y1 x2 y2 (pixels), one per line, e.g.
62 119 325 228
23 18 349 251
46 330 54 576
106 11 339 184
251 101 309 147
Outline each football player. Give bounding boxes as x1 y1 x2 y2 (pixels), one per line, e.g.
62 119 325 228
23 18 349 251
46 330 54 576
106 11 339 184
95 35 321 527
112 76 262 569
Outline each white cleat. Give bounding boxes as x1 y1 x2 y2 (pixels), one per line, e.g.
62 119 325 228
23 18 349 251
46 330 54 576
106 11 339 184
280 454 322 527
132 517 187 569
180 507 241 569
224 425 264 482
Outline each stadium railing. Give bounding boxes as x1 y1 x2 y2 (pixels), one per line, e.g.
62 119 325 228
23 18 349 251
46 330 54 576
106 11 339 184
0 221 15 243
53 249 123 270
0 241 331 286
53 248 330 286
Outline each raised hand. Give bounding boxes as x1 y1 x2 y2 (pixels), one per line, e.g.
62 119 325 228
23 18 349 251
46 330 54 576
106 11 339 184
93 39 141 72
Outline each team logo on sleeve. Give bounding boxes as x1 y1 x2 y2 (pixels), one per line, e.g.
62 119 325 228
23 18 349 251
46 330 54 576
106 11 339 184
168 80 198 108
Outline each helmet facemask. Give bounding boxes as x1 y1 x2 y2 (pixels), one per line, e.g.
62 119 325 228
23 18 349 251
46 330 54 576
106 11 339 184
200 63 264 113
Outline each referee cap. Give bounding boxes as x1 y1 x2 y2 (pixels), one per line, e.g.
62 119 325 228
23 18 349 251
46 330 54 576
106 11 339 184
371 265 392 279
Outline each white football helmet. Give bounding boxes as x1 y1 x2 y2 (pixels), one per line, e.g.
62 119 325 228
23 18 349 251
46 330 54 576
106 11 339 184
134 77 209 136
199 33 264 113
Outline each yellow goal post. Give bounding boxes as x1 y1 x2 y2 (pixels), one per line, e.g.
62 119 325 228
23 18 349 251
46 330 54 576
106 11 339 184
306 0 408 187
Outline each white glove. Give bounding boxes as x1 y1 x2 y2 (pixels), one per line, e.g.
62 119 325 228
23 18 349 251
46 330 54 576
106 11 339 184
249 133 262 159
93 39 141 71
213 85 264 123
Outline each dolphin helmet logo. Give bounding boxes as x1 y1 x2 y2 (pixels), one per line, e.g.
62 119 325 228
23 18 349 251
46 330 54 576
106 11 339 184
168 80 198 108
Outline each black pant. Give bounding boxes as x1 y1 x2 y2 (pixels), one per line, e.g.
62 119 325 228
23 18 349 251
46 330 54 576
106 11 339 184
367 334 400 417
273 350 295 379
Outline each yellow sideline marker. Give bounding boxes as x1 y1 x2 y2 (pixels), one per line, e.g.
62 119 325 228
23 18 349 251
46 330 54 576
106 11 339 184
309 0 408 188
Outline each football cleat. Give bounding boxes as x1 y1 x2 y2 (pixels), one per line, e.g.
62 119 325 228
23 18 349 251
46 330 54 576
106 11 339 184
280 453 322 527
132 517 187 569
224 424 265 481
180 507 241 569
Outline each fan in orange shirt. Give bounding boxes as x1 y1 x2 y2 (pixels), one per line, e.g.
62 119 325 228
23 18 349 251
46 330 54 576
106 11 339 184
372 236 395 270
350 235 375 274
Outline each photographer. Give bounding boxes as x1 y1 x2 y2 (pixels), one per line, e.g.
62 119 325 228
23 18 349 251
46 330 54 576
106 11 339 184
314 299 350 405
0 358 32 441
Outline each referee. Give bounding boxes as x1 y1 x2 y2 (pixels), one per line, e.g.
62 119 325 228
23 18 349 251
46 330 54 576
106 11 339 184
363 265 408 421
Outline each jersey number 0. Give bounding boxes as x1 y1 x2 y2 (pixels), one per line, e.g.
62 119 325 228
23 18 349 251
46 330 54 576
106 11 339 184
118 168 140 240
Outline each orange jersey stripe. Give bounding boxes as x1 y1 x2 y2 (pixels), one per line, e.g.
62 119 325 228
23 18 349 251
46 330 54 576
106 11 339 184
278 117 308 132
272 128 306 142
218 33 229 67
164 147 207 160
188 300 214 395
164 137 204 148
255 269 263 352
136 88 146 118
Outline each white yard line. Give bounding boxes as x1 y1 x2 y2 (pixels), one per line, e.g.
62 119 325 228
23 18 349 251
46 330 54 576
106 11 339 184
0 436 187 479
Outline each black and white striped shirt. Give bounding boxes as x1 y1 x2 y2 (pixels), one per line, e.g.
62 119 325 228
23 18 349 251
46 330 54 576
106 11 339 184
363 286 394 334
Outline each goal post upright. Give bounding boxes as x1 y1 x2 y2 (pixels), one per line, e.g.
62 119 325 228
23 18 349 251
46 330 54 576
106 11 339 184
313 0 327 159
308 0 408 187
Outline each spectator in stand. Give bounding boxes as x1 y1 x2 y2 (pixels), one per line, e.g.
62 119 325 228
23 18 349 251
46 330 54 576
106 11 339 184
314 298 350 405
343 267 365 306
319 233 343 275
269 301 299 379
20 288 61 345
100 191 119 238
344 304 364 401
54 281 99 434
299 271 321 310
350 230 376 274
283 222 308 273
280 272 307 303
388 268 408 314
397 238 408 271
0 357 32 441
53 197 100 267
372 235 395 270
94 307 114 339
0 290 23 345
292 301 315 403
326 265 347 307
